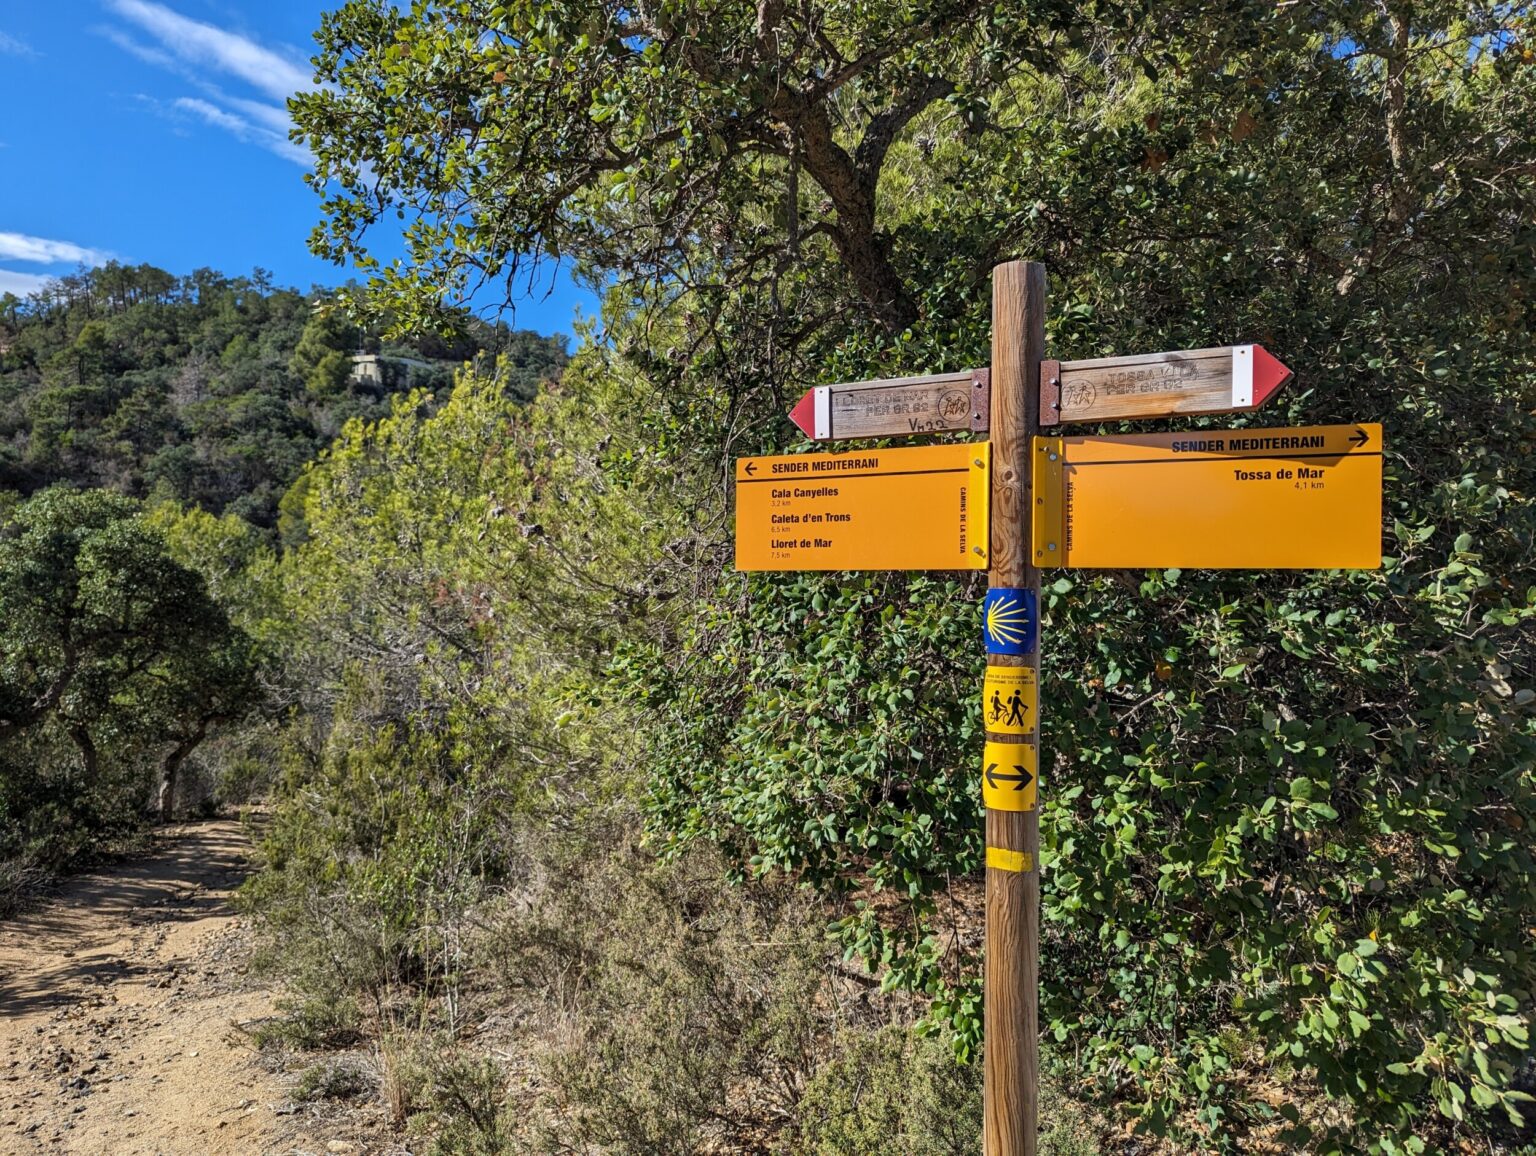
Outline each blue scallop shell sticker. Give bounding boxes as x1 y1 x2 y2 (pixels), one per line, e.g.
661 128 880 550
984 588 1037 655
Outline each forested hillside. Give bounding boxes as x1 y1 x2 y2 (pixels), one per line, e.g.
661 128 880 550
0 263 567 915
3 0 1534 1153
0 263 568 527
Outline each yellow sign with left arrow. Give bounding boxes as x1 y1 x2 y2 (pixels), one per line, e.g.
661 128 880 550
735 442 989 572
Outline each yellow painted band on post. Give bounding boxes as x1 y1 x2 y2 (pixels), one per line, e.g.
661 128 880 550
983 665 1037 736
982 740 1038 812
986 846 1034 873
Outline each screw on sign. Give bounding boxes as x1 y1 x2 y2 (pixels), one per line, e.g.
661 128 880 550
734 260 1383 1155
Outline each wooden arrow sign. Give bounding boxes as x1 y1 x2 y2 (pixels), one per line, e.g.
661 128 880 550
788 369 986 441
787 346 1289 441
1041 344 1291 426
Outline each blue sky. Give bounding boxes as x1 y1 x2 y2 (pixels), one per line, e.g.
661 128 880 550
0 2 596 337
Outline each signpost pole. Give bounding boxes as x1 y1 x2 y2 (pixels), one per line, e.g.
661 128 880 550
984 260 1046 1156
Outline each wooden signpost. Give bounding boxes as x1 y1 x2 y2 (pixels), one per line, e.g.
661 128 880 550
787 344 1290 441
736 261 1383 1156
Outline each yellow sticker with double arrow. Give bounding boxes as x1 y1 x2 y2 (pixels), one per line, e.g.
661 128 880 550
983 666 1037 736
982 740 1038 812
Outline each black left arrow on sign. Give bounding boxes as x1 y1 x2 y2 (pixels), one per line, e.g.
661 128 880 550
985 762 1034 791
744 461 757 476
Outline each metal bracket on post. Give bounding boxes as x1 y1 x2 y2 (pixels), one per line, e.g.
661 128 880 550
971 368 991 433
1032 437 1065 567
1038 359 1062 428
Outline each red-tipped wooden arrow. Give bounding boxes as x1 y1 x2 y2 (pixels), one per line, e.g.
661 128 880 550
1250 344 1293 408
788 390 818 439
1043 343 1293 426
786 346 1292 441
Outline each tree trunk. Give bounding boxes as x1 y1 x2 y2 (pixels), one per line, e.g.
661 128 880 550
69 723 99 781
158 723 209 824
770 93 922 334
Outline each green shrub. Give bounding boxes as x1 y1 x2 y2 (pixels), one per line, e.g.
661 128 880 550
245 996 364 1053
405 1052 518 1156
794 1025 983 1156
513 846 826 1154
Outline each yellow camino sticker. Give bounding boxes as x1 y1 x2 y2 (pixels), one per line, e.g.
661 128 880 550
983 666 1037 736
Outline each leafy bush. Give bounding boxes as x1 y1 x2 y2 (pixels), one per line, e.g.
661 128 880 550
244 996 364 1054
0 487 259 877
498 845 826 1154
400 1050 518 1156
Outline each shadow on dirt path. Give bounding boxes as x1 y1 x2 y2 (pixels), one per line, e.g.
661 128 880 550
0 818 289 1155
0 823 251 1020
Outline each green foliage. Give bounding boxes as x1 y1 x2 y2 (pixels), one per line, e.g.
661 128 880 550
0 486 259 868
293 1055 376 1102
793 1024 1106 1155
794 1026 984 1156
277 0 1536 1150
613 571 987 1039
0 262 566 527
290 306 362 399
403 1052 517 1156
243 995 364 1053
244 353 682 1012
523 848 823 1154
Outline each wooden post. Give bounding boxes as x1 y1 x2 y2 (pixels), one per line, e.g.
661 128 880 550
983 260 1046 1156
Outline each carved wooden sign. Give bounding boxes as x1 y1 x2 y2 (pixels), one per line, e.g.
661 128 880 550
1043 344 1292 426
787 369 984 441
786 346 1290 440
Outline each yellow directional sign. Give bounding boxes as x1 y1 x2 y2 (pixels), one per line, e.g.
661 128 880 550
983 667 1037 736
1032 423 1383 570
735 442 989 571
982 740 1037 812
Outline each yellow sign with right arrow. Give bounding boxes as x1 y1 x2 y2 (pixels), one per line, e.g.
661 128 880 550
1032 422 1383 570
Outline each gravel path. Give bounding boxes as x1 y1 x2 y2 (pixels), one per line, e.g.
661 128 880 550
0 820 301 1154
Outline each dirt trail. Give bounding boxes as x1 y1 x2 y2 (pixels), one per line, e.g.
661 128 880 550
0 820 323 1155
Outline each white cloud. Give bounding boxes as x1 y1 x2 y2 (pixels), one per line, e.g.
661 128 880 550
221 95 297 136
172 96 308 166
99 26 180 72
0 269 55 297
0 31 37 57
0 233 112 266
101 2 314 167
105 0 312 103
